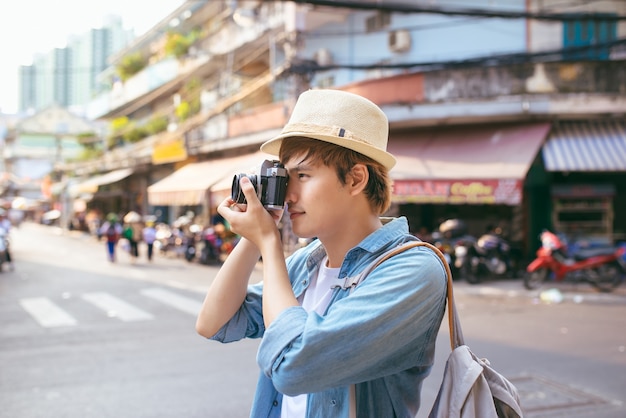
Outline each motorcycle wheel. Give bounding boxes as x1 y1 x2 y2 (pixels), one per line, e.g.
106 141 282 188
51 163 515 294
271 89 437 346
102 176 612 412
524 268 548 290
589 262 623 293
185 247 195 262
461 262 480 284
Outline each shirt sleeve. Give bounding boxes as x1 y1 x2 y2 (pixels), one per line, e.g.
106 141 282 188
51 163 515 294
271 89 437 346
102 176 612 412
209 281 266 343
257 246 448 396
208 245 312 343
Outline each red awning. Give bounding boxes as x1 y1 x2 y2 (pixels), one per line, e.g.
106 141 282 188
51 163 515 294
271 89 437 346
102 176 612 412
388 123 551 205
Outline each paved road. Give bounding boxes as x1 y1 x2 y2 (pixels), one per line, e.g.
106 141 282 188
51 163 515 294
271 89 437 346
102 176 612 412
4 222 626 418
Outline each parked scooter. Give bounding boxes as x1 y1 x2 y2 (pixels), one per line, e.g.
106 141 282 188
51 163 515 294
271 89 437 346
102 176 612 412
460 230 514 284
199 226 222 265
524 230 626 292
154 223 177 256
0 228 9 271
431 219 476 279
183 224 204 262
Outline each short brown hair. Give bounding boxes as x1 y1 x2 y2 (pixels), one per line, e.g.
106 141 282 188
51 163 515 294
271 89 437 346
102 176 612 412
279 137 392 214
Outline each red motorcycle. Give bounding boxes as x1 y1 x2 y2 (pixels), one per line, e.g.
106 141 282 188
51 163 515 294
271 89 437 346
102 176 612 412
524 230 626 292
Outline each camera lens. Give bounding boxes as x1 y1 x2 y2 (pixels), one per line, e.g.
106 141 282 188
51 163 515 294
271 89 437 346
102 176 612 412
231 174 256 204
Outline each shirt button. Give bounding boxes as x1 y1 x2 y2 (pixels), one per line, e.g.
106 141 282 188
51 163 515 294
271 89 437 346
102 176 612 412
273 400 278 406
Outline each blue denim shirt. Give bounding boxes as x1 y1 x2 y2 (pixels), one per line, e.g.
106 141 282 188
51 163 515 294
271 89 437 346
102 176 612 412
210 217 447 418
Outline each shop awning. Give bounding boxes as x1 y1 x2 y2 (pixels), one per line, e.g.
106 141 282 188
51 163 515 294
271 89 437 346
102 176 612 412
147 152 270 206
542 120 626 172
388 123 551 204
69 168 134 197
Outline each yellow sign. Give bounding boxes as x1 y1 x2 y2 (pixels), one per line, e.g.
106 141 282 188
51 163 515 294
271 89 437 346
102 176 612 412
152 138 187 165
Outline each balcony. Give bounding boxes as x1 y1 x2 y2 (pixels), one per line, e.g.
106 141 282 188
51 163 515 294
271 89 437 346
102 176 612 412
341 60 626 127
67 57 626 177
86 1 287 122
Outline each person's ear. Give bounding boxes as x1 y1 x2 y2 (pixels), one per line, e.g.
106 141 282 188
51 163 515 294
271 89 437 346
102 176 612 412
348 163 369 195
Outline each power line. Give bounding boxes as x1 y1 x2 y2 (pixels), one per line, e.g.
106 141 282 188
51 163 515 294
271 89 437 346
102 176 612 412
288 37 626 74
289 0 626 21
303 16 484 38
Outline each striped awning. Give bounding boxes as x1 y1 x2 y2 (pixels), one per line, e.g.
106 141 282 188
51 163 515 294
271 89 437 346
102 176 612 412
147 151 270 206
542 120 626 171
68 168 134 197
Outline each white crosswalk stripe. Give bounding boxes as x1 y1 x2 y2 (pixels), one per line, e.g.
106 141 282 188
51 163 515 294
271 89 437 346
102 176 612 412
20 297 78 327
140 287 203 316
18 288 201 328
82 292 154 321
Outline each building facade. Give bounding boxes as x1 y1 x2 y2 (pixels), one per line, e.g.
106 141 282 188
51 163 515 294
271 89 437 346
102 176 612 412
46 0 626 258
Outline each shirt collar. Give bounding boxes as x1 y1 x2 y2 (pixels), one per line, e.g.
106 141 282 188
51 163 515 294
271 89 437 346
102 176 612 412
304 217 409 271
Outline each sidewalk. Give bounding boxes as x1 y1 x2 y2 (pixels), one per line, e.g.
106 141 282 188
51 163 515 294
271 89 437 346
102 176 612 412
453 275 626 305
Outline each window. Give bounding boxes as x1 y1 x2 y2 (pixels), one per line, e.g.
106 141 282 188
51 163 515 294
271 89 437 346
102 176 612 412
563 14 616 60
365 11 391 33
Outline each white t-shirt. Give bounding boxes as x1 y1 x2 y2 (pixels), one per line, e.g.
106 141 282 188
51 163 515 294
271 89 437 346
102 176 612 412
281 258 342 418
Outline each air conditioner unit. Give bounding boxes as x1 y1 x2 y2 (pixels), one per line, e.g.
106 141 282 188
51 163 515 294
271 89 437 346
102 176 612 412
388 29 411 53
314 48 333 66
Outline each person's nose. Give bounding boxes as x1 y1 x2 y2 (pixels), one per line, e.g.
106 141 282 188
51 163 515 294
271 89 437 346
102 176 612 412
285 181 297 206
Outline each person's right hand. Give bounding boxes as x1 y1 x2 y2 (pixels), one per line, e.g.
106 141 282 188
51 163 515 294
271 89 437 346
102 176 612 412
217 176 283 250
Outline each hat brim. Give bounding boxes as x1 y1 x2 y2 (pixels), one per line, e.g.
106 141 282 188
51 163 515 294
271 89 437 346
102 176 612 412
261 132 396 170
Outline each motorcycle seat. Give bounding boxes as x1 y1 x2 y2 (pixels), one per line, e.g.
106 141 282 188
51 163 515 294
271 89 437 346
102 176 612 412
572 247 617 260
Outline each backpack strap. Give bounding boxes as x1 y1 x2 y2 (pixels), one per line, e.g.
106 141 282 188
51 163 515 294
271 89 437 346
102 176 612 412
340 240 464 351
336 245 408 291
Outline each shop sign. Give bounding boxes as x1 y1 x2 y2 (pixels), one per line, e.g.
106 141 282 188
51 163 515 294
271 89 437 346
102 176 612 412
152 137 188 165
393 179 522 205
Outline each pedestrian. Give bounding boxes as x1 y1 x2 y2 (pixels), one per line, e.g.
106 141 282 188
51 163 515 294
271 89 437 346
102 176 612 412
99 213 122 262
196 89 448 417
123 221 143 263
142 220 157 262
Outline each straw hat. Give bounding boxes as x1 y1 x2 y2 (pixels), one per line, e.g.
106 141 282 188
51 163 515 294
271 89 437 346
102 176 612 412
261 89 396 169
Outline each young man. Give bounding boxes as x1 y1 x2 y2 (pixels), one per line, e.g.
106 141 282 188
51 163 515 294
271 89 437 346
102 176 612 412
196 89 447 417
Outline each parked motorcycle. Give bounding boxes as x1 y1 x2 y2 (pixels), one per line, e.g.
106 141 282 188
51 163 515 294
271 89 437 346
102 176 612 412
524 230 626 292
199 227 222 265
460 232 514 284
183 224 204 262
183 235 196 262
431 219 476 279
0 228 9 271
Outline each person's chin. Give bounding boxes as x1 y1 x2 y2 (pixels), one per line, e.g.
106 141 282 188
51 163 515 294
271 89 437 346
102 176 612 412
291 218 312 237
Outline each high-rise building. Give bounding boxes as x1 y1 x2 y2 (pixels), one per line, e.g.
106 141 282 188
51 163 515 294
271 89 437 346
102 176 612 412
18 16 133 114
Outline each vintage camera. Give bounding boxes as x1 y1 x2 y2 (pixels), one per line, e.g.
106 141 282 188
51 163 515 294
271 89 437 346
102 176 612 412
231 160 288 210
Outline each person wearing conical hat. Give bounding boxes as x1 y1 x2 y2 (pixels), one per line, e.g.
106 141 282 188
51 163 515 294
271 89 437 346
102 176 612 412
196 89 447 417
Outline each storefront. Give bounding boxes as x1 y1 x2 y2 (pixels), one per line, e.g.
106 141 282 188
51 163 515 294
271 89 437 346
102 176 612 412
387 122 552 256
68 168 136 213
541 119 626 244
64 167 137 232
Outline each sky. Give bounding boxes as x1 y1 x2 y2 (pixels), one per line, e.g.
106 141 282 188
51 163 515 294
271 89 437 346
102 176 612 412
0 0 185 114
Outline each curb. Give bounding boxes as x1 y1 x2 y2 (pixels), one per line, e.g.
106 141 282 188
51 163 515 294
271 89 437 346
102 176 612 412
453 279 626 305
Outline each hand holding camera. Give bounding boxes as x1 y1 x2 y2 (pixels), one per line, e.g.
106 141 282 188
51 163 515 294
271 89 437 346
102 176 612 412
218 160 288 245
231 160 288 210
